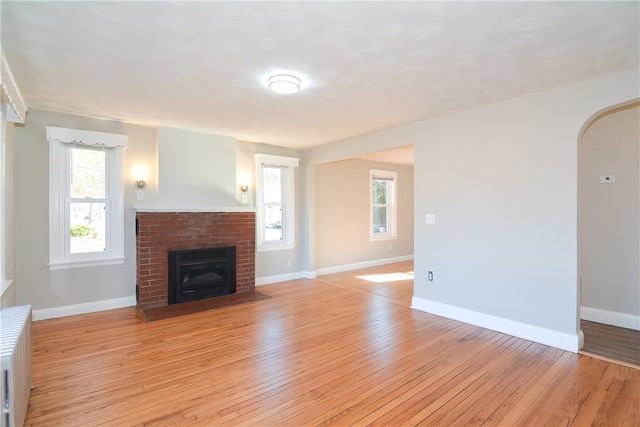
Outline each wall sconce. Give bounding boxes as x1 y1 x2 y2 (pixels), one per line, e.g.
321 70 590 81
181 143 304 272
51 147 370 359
239 172 251 204
133 165 148 189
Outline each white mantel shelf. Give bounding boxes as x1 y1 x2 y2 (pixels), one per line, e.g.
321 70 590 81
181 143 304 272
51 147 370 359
132 206 257 213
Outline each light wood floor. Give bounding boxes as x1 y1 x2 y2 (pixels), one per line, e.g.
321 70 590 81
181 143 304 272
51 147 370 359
26 261 639 426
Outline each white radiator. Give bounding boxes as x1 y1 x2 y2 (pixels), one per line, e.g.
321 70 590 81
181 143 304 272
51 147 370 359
0 305 32 427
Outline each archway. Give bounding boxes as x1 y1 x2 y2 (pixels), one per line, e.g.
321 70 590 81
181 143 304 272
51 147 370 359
577 100 640 364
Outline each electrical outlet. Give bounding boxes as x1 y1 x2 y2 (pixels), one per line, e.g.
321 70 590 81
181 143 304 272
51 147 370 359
286 259 292 267
136 190 144 201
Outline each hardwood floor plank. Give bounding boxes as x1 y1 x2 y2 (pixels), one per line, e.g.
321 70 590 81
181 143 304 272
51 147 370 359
463 343 563 426
273 328 500 427
23 262 639 426
313 331 508 427
417 342 553 426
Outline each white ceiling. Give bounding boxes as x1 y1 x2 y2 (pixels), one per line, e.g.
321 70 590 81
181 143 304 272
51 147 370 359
2 1 639 151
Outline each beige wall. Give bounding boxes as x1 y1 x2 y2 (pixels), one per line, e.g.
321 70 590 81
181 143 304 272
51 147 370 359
157 126 237 207
315 159 414 270
579 104 639 322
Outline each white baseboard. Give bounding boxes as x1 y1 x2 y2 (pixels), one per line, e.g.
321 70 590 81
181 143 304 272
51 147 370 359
33 296 136 321
316 255 414 276
411 296 583 353
255 272 308 286
581 306 640 331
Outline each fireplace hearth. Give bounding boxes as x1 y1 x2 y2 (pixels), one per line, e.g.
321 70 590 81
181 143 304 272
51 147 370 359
168 246 236 305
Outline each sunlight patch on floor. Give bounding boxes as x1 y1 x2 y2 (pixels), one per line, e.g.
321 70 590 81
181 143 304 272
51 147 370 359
356 272 414 283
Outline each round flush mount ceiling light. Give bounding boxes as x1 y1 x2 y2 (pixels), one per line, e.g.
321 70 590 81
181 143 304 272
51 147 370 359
268 74 301 94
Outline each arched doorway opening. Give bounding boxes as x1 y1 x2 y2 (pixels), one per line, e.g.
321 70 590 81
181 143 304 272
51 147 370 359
577 100 639 365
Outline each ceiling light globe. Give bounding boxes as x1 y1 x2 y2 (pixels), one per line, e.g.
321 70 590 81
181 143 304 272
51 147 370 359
268 74 301 94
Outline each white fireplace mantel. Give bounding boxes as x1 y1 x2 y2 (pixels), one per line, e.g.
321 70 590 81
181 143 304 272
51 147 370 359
132 206 257 213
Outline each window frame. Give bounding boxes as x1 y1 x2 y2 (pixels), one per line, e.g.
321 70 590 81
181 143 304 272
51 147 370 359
47 126 128 270
370 168 398 241
255 153 299 251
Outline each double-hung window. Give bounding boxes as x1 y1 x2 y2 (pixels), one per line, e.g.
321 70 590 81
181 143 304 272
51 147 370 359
255 154 299 251
370 169 397 240
47 126 127 270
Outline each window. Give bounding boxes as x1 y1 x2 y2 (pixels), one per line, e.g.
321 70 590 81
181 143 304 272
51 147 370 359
370 169 397 240
255 154 299 251
47 126 127 270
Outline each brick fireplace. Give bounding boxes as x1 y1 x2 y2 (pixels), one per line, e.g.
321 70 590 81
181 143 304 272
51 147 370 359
135 210 256 309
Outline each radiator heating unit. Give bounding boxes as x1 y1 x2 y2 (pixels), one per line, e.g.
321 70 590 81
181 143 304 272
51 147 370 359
1 305 32 427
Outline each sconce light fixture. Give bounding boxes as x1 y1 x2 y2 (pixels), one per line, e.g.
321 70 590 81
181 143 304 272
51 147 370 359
133 165 148 189
239 172 251 204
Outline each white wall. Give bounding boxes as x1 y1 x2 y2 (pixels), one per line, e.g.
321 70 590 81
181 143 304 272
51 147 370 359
157 126 237 207
579 104 639 328
315 158 413 270
307 68 639 350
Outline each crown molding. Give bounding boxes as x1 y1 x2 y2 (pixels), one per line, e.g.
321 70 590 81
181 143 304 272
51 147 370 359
1 45 28 124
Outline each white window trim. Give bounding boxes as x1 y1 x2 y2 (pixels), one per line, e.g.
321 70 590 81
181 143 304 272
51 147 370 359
47 126 128 270
255 153 299 251
0 104 6 283
370 168 398 241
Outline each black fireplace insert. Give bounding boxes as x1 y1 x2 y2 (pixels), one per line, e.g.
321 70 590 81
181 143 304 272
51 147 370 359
168 246 236 304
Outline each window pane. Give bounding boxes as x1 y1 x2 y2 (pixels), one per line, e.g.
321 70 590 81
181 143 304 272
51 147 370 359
373 180 387 204
264 205 283 241
373 206 388 233
71 147 106 199
264 167 282 203
70 202 106 253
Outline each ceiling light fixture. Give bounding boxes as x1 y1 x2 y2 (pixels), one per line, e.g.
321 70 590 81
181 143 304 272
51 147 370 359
268 74 301 94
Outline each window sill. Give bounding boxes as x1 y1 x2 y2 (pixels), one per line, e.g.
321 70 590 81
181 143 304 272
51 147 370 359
257 244 295 252
369 235 398 242
48 256 126 271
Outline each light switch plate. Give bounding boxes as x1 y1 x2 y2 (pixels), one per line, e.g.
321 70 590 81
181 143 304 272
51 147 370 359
425 214 436 225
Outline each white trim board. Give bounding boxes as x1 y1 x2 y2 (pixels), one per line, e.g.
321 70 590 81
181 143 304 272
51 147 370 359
411 296 584 353
256 271 317 286
1 46 28 123
256 271 306 286
33 296 136 321
581 306 640 331
316 255 414 276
